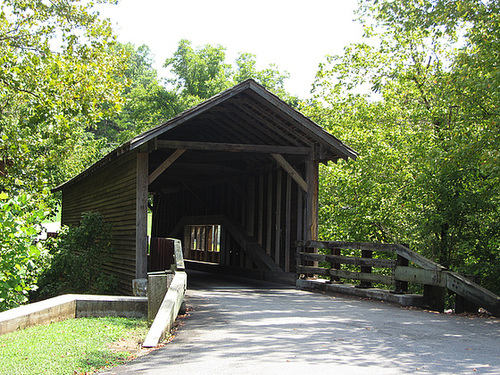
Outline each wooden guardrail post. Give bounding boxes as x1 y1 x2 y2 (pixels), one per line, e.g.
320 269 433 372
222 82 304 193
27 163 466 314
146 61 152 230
330 248 341 283
454 274 480 314
357 250 373 288
423 284 446 312
393 252 409 294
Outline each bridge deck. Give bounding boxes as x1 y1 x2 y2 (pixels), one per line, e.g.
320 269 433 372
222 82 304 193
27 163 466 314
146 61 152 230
102 271 500 375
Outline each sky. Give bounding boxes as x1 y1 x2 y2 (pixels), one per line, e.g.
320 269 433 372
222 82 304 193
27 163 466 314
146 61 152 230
96 0 364 99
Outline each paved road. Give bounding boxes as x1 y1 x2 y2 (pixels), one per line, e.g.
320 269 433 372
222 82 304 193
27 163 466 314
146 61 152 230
103 271 500 374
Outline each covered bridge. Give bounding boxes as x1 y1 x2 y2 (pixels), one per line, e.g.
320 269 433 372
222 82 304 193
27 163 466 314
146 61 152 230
54 79 357 294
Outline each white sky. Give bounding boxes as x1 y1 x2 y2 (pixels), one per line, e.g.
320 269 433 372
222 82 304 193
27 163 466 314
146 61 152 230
96 0 364 99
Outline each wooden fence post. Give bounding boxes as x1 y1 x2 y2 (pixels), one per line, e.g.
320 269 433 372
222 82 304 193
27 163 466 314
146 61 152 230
329 248 341 283
423 284 446 312
393 254 409 294
357 250 373 288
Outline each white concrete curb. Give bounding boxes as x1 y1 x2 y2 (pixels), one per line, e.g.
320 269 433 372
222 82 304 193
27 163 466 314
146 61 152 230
142 271 187 348
0 294 147 335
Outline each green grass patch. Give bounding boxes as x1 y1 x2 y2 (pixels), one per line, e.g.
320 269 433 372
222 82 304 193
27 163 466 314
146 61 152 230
0 317 149 375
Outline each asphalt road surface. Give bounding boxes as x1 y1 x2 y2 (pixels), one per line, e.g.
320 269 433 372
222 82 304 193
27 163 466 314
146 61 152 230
101 270 500 374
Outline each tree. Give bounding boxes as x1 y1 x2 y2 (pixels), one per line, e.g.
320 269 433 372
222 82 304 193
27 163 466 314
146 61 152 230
165 39 295 104
93 43 185 146
94 39 297 147
309 0 500 292
0 0 126 309
0 0 127 191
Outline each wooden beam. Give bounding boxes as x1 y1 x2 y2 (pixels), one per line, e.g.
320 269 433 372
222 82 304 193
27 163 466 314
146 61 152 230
271 153 308 192
148 148 186 185
305 154 319 241
394 266 447 287
275 169 282 266
136 152 149 279
157 140 310 154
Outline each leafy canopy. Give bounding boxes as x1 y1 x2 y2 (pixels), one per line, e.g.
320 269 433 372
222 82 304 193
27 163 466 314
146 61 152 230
308 0 500 292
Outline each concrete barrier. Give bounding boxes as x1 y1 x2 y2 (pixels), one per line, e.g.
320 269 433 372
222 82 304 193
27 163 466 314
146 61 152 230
296 279 424 307
0 295 147 336
142 271 187 348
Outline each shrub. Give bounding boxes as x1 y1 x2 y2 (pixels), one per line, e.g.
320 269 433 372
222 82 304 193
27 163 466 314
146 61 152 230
0 191 51 311
34 212 118 300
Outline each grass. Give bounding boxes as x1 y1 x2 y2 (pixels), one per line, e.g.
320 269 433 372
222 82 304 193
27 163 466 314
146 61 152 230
0 317 149 375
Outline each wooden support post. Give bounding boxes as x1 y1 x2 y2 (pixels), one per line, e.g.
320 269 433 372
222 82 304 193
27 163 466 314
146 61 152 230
357 250 373 288
393 254 409 294
330 248 342 283
266 172 273 256
305 156 319 241
258 175 264 246
305 154 319 275
454 275 480 313
296 184 303 277
423 284 446 313
135 152 149 279
275 169 282 266
285 174 292 273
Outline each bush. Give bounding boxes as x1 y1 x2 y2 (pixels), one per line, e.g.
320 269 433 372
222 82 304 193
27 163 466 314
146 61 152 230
0 191 51 311
34 212 118 300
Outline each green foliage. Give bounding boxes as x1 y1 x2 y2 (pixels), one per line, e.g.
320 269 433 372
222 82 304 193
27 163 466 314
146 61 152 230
94 39 296 147
0 317 148 375
165 39 296 103
0 0 127 192
34 212 117 300
309 0 500 293
0 190 51 311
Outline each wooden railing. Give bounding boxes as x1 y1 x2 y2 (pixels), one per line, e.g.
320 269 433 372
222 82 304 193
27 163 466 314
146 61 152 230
296 240 500 316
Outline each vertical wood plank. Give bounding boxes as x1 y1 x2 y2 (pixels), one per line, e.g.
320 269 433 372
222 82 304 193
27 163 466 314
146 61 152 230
247 176 255 236
296 183 303 273
285 174 292 272
266 171 273 255
275 169 282 266
219 226 226 265
305 155 319 241
258 174 264 246
135 152 148 279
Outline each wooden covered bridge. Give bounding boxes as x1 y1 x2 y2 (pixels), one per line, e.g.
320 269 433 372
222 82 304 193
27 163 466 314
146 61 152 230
54 79 357 294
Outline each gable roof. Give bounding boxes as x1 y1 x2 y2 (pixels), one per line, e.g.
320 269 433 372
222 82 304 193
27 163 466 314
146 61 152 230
54 79 356 192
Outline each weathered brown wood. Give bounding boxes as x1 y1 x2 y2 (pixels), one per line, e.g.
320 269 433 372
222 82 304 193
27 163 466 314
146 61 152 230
157 140 310 154
297 240 399 253
446 271 500 316
423 284 446 312
295 184 303 273
359 250 373 288
330 248 341 282
394 244 446 271
275 169 282 266
394 266 446 287
247 177 255 236
394 254 409 293
148 148 186 185
135 152 148 279
285 174 292 272
297 265 394 285
299 252 396 268
305 155 319 241
271 153 308 192
61 151 138 294
266 171 273 256
247 82 357 160
257 174 264 246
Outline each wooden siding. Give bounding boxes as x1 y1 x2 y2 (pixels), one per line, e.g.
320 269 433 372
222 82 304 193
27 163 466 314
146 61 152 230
61 151 137 295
